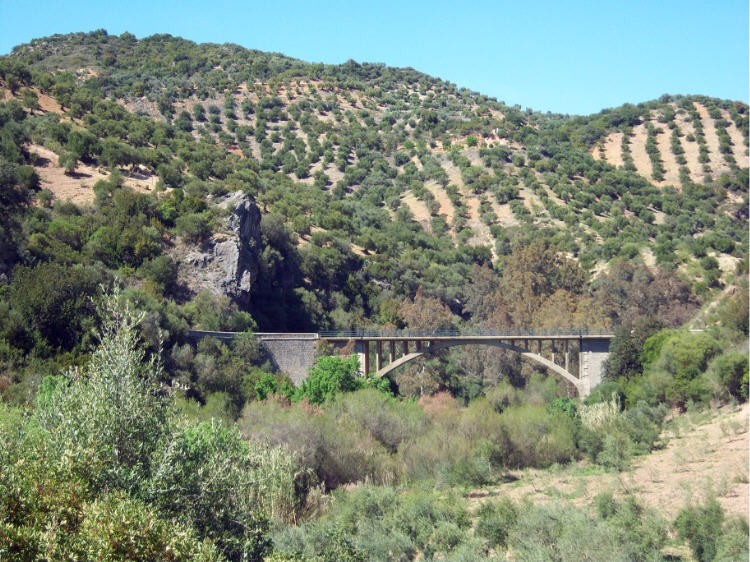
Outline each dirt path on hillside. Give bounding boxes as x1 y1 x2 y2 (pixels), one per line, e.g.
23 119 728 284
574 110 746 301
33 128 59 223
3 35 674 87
675 111 705 184
439 157 494 248
721 108 749 165
471 403 749 521
493 201 519 227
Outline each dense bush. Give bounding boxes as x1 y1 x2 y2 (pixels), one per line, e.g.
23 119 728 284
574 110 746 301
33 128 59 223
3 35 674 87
634 329 723 407
272 485 472 562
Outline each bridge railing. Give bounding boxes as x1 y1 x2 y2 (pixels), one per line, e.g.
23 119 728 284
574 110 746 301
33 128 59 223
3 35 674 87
318 328 615 338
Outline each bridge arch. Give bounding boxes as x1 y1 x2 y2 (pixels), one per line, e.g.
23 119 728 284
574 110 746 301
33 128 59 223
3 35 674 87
374 339 585 395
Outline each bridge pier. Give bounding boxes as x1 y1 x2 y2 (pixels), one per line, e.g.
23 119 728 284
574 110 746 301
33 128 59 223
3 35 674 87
578 337 611 396
355 340 370 376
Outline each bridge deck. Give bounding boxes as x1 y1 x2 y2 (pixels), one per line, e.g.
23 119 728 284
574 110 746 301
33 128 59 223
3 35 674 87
319 330 614 342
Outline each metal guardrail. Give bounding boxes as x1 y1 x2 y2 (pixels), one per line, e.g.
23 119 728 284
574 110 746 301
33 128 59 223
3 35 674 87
318 328 615 338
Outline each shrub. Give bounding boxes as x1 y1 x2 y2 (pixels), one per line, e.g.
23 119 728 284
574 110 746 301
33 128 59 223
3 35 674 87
175 211 212 243
703 350 749 402
273 485 471 562
293 355 390 405
148 420 283 558
640 330 723 407
596 431 634 471
676 497 724 562
36 296 171 495
328 388 427 453
474 497 518 548
72 493 220 561
715 516 749 562
294 355 361 404
499 404 578 468
508 498 666 562
239 400 396 489
398 398 511 485
594 493 667 561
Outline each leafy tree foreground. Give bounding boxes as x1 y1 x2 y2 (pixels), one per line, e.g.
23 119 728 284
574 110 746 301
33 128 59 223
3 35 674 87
0 292 308 561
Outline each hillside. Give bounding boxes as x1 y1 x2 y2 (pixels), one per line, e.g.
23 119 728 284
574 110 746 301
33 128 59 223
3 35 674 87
0 30 747 389
3 32 747 278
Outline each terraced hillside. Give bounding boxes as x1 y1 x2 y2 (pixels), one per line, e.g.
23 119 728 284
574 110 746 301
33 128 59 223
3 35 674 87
0 31 747 335
592 100 748 186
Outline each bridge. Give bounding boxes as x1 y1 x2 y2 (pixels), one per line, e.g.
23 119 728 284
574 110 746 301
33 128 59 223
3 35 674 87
188 329 615 397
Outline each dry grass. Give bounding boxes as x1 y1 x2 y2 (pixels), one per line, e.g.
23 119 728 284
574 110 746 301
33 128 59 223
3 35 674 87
470 402 749 520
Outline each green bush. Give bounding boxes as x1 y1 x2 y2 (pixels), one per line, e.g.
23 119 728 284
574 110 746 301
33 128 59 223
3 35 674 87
508 498 666 562
147 420 279 559
715 516 749 562
596 431 634 471
273 485 471 562
293 355 390 405
329 388 427 453
36 297 171 495
72 493 221 561
638 330 723 407
474 497 518 548
703 350 749 402
499 404 578 468
676 497 724 562
294 355 361 404
239 399 397 489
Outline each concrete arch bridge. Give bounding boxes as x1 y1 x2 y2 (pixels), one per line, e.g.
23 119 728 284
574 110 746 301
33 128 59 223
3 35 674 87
189 329 614 398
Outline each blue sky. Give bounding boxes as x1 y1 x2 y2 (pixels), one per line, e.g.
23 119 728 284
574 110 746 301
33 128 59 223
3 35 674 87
0 0 747 115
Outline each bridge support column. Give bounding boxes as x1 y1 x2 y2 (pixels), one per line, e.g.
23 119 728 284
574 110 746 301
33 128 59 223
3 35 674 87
356 340 370 375
376 341 383 371
389 341 396 363
578 338 610 397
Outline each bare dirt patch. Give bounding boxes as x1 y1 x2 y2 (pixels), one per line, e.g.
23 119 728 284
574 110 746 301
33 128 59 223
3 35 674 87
36 91 64 114
599 131 625 168
655 124 681 186
493 201 519 228
721 108 749 164
438 157 494 247
424 180 455 226
401 191 432 232
694 103 725 174
675 112 705 183
629 123 653 180
31 144 158 206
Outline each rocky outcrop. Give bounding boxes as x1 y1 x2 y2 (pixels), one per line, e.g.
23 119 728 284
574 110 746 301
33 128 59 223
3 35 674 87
176 191 262 304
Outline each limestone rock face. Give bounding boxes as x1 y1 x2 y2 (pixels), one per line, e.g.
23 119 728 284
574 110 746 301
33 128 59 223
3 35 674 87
176 191 262 304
